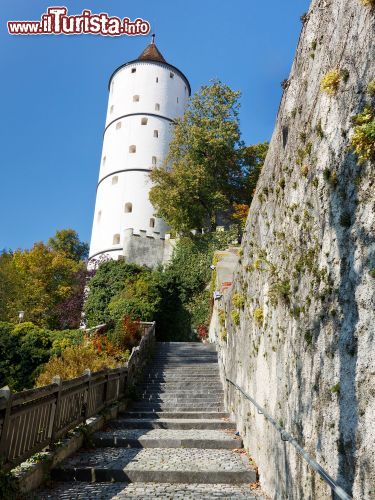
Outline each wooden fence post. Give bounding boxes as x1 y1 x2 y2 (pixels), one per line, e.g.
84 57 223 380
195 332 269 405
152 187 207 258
49 376 62 445
0 386 12 463
83 369 91 421
104 369 110 405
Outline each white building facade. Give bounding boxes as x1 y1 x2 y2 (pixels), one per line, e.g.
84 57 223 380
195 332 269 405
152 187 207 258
89 38 190 266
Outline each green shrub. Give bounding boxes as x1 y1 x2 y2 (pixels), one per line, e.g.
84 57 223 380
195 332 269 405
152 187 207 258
350 107 375 163
220 329 227 342
320 70 341 96
84 261 144 326
367 80 375 96
232 293 245 309
218 309 225 326
300 165 309 177
108 272 161 323
369 268 375 278
330 383 340 394
323 168 338 186
315 120 324 138
253 308 264 327
36 344 120 386
269 280 291 306
231 310 240 326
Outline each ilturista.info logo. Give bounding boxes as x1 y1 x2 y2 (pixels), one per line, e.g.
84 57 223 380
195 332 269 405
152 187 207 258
7 7 151 36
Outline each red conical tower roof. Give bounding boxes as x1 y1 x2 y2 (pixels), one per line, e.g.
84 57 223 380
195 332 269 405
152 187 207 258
138 34 166 63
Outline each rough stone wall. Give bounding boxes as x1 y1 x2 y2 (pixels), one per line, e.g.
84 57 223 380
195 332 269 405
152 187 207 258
214 1 375 499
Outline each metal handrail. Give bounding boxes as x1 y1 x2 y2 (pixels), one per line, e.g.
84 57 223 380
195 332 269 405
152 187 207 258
226 378 352 500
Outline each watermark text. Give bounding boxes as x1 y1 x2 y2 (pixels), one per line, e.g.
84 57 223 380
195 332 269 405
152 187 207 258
8 7 151 36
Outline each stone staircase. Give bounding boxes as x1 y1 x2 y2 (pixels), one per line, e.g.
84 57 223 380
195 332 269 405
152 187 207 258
37 342 261 499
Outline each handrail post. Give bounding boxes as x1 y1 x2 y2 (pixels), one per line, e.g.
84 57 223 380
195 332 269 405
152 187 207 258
83 369 91 421
49 376 62 445
0 386 12 463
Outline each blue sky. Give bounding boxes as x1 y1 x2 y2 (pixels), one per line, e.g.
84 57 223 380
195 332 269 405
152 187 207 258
0 0 310 250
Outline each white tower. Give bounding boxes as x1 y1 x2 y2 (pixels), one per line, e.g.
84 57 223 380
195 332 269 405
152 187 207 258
89 36 190 266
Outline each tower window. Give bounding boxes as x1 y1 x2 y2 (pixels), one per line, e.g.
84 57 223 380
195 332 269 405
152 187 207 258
102 156 106 165
170 72 174 79
110 105 114 114
131 68 136 73
155 103 160 111
156 77 159 83
177 97 179 103
97 210 102 222
116 121 122 130
129 145 136 153
113 234 120 245
141 117 148 125
149 218 155 228
152 156 157 165
133 95 140 102
112 176 118 185
153 130 159 138
124 202 132 213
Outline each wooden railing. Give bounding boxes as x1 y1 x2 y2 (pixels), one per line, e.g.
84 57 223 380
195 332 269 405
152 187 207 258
0 321 155 470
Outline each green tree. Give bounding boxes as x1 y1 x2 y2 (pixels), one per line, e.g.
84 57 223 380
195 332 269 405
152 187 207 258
150 80 244 232
149 80 269 233
0 251 23 322
48 229 89 261
240 142 269 198
11 242 84 328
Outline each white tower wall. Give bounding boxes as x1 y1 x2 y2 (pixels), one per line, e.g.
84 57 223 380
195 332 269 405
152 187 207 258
89 46 190 264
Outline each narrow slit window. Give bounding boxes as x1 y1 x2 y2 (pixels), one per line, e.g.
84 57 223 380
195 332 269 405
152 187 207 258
124 202 132 213
116 122 122 130
131 68 136 73
110 105 114 114
156 77 159 83
152 156 157 165
112 176 118 185
97 210 102 222
133 95 140 102
170 72 174 78
102 156 106 165
113 234 120 245
129 145 136 153
155 103 160 111
141 117 148 125
177 97 179 103
149 218 155 228
153 130 159 138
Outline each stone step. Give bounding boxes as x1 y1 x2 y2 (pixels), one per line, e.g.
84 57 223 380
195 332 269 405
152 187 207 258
138 394 223 401
130 405 226 413
93 428 242 449
138 392 224 399
109 418 233 430
137 387 223 393
146 368 220 372
51 448 256 484
37 481 260 499
143 374 221 380
138 381 223 388
121 411 230 420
